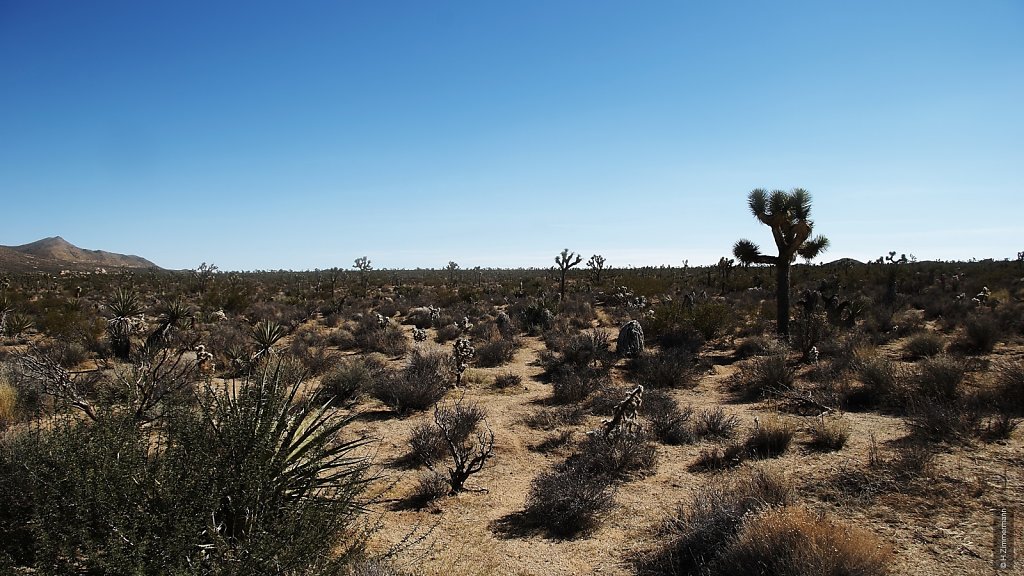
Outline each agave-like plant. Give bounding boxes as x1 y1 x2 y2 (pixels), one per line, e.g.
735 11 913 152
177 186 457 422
251 320 288 360
193 361 373 565
106 287 145 359
733 188 829 337
145 296 194 351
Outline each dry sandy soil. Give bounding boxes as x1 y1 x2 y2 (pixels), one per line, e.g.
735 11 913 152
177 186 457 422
339 319 1024 576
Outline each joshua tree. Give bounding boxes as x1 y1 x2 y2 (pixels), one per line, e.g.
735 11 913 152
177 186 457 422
445 261 460 283
192 262 218 294
555 249 583 301
353 256 372 292
586 254 607 283
732 188 829 337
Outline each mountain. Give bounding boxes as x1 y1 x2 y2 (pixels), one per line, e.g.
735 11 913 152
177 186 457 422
0 236 160 273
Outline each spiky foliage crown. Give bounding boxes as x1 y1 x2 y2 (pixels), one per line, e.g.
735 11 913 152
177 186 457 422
733 188 830 265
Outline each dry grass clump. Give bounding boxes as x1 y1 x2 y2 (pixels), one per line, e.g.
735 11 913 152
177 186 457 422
743 415 796 459
399 472 449 510
643 389 696 445
713 505 892 576
549 365 611 404
522 405 585 430
370 348 452 414
693 406 740 439
731 353 795 400
492 372 523 390
316 355 386 407
518 466 617 538
806 416 851 452
628 348 697 389
0 379 16 428
639 467 793 574
902 331 944 360
990 359 1024 415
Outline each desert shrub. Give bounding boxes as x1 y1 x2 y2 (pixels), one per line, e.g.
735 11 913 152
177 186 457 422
530 430 576 454
956 313 1001 354
735 334 788 359
317 356 386 407
326 326 357 349
289 327 338 376
407 421 448 466
550 365 611 404
407 401 485 468
851 356 907 409
356 321 409 357
902 331 944 360
628 348 696 389
644 389 695 445
523 405 585 430
493 372 523 389
402 472 449 509
370 349 451 414
0 363 372 574
433 322 462 343
474 337 517 368
744 415 795 458
713 505 892 576
990 359 1024 415
522 466 616 538
981 413 1019 442
0 379 16 429
559 329 614 369
906 395 980 440
639 467 793 575
567 430 658 480
690 443 747 472
689 300 734 341
657 322 706 353
806 416 851 452
694 406 740 439
913 354 965 403
513 299 556 335
731 354 794 400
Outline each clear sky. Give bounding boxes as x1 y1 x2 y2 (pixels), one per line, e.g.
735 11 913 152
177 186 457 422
2 1 1021 271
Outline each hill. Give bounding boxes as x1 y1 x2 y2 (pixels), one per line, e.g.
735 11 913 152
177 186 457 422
0 236 160 273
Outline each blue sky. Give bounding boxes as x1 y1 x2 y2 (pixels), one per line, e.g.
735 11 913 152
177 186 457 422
2 1 1021 270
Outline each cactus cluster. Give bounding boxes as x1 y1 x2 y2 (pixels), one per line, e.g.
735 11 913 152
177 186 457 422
453 337 475 386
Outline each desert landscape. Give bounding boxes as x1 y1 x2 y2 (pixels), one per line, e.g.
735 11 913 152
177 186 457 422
1 228 1021 575
3 3 1021 574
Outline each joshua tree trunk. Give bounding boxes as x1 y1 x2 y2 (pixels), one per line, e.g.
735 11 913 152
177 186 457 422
776 262 791 337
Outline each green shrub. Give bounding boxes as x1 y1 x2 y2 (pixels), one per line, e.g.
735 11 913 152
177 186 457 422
1 362 373 574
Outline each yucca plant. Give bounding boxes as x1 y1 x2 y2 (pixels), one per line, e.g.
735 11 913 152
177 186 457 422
145 296 194 350
733 188 830 337
106 287 145 359
251 319 287 360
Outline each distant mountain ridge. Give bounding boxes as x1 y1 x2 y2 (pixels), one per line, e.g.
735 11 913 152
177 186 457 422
0 236 160 273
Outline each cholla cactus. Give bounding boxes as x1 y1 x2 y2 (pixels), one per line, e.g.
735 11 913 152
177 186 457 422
601 385 644 439
195 344 215 370
616 320 644 357
375 312 389 328
458 316 473 333
412 327 428 342
808 346 819 363
452 338 475 387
